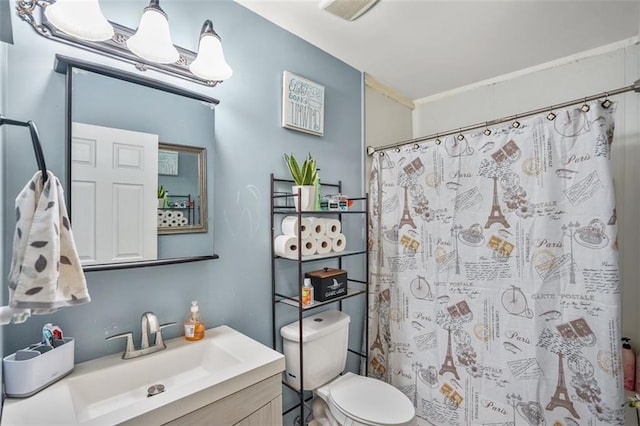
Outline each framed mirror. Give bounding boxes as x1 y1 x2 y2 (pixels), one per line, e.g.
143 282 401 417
55 55 219 271
157 142 207 235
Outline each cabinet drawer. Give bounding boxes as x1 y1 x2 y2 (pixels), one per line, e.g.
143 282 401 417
164 374 282 426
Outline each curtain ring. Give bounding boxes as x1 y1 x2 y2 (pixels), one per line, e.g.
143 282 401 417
581 97 590 112
456 129 464 141
483 122 491 136
434 133 441 145
602 93 612 109
547 106 556 121
512 115 521 128
413 143 420 150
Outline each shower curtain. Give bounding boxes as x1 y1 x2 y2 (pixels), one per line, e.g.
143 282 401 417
368 101 623 425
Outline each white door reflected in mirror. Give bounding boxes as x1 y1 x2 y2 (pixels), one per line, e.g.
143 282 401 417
72 122 158 265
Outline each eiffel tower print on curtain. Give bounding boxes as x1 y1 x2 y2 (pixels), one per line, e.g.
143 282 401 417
485 176 510 229
399 185 416 229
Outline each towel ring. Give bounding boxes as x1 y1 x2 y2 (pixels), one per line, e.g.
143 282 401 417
0 115 48 183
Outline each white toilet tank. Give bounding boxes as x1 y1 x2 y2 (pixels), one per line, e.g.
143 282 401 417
280 310 350 391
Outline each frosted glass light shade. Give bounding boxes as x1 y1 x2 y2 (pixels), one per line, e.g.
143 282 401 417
189 20 232 81
44 0 114 42
126 1 179 64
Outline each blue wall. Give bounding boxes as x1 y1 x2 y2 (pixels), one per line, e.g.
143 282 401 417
2 0 363 379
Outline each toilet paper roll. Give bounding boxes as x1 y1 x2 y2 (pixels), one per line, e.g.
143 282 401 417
324 219 342 238
157 210 166 219
315 235 332 255
274 235 299 259
281 216 312 239
307 217 326 238
301 238 317 256
165 210 175 219
160 218 169 227
174 211 184 219
179 217 188 226
331 233 346 253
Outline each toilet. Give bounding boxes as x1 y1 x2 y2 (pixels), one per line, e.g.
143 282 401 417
280 310 415 426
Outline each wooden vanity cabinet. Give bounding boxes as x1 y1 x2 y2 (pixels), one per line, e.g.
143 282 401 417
163 374 282 426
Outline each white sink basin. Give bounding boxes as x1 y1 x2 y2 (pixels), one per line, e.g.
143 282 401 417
2 326 284 425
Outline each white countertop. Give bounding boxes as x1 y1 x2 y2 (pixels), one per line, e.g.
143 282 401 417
1 325 284 425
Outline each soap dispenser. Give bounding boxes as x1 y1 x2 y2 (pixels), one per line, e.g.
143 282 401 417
184 301 205 341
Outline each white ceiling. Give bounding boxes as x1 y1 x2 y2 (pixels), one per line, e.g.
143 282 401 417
234 0 640 101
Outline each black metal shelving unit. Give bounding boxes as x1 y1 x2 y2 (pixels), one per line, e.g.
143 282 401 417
158 194 195 226
269 173 369 424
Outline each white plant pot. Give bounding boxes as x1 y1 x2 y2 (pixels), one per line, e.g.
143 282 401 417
292 185 315 212
158 198 165 208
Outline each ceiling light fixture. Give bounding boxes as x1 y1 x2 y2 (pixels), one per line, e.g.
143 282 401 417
17 0 232 87
319 0 379 21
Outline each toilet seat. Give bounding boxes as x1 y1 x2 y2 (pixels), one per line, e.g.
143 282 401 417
325 373 415 426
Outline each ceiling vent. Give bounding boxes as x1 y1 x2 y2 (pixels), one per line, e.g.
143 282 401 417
319 0 379 21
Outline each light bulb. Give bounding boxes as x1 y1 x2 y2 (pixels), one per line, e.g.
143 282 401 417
44 0 113 41
126 0 179 64
189 20 232 81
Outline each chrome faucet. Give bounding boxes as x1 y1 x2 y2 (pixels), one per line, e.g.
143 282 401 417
106 312 176 360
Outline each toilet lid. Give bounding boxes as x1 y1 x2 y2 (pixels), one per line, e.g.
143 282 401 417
329 375 415 426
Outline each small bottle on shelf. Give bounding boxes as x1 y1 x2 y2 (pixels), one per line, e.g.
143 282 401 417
301 278 314 307
184 301 205 341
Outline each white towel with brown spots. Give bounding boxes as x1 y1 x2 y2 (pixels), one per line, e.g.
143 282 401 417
7 171 90 319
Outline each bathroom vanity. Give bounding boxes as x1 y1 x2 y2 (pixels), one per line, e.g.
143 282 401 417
1 326 284 425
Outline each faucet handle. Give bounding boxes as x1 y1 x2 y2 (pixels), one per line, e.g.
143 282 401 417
159 322 177 329
106 332 135 358
156 322 177 348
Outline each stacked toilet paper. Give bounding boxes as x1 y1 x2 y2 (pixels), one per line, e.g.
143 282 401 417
274 216 346 259
157 209 189 227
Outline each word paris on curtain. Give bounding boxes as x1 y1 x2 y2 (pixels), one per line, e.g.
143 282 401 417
368 101 622 425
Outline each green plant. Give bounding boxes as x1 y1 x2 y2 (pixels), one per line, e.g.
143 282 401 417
284 153 317 186
157 185 166 199
623 394 640 424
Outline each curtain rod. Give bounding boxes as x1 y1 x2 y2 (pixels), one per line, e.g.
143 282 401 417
366 79 640 156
